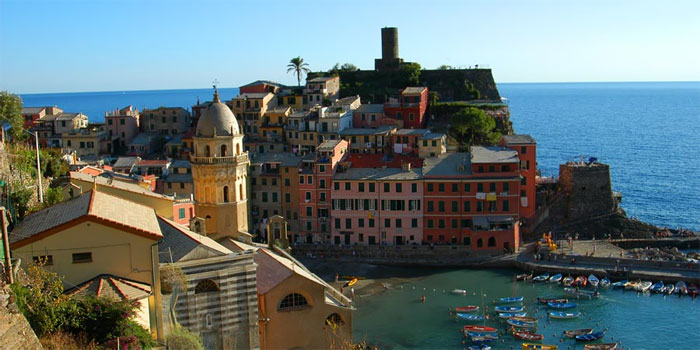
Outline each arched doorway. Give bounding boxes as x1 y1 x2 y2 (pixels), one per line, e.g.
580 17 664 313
223 186 229 202
220 144 227 156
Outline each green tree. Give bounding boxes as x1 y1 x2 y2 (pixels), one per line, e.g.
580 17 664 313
40 148 69 178
287 56 311 86
398 62 421 87
329 62 359 76
9 180 34 218
437 64 454 70
43 187 63 207
0 91 26 141
449 107 501 146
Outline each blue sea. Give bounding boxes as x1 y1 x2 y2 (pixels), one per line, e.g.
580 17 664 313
19 82 700 231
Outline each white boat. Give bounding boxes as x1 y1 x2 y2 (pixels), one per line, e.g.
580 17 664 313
600 278 611 289
533 273 550 282
452 289 468 295
588 274 599 288
562 276 575 286
636 281 652 292
549 273 563 284
664 283 675 295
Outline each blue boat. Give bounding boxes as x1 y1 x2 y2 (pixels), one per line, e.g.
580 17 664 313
611 280 628 288
495 296 524 304
457 313 485 321
600 278 611 289
549 311 581 319
532 273 550 282
471 334 499 343
576 331 605 341
498 312 527 319
506 319 537 328
468 345 491 350
494 305 524 312
547 301 577 309
467 331 496 337
549 273 563 283
650 281 665 293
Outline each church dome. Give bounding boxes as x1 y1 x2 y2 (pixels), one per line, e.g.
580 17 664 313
196 91 240 137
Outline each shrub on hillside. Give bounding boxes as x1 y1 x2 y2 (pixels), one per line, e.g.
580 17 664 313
166 326 203 350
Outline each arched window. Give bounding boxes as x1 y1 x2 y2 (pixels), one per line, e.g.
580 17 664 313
223 186 229 203
195 279 219 294
477 238 483 248
488 236 496 247
236 143 241 155
278 293 309 310
204 145 210 157
221 144 227 157
325 313 344 326
205 314 213 328
239 183 244 200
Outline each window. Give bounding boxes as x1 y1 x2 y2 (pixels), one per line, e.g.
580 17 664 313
521 177 527 185
521 146 527 154
320 179 326 189
395 183 402 192
272 192 278 202
278 293 308 310
319 165 326 172
262 192 268 202
120 119 125 125
72 252 92 263
427 220 434 228
427 183 434 192
478 166 484 172
306 207 312 217
452 183 458 192
503 200 510 211
299 176 305 184
358 218 364 227
359 183 365 192
396 219 402 228
427 201 434 212
179 208 185 219
488 237 496 247
326 313 344 326
346 218 352 228
285 193 291 203
32 255 53 266
427 235 433 241
308 176 313 184
369 219 375 228
477 183 484 192
334 182 339 190
335 218 341 229
452 220 458 229
477 202 483 212
384 183 390 192
477 238 483 248
411 183 417 192
369 183 375 192
108 119 113 125
438 219 445 228
285 178 290 186
195 279 219 294
503 182 509 192
345 182 351 190
384 218 391 228
438 184 445 192
521 190 527 197
319 192 326 202
490 183 496 192
438 201 445 212
464 201 471 212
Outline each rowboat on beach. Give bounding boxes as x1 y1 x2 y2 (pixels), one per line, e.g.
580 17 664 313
548 311 581 319
537 297 569 304
513 329 544 341
576 331 605 342
611 280 627 288
498 312 527 319
564 328 593 338
494 305 524 312
522 343 558 350
584 343 617 350
464 325 498 333
533 273 550 282
471 334 499 343
549 273 563 283
562 276 575 286
457 313 485 322
600 278 611 289
507 318 538 328
455 305 479 313
452 289 468 295
547 302 577 309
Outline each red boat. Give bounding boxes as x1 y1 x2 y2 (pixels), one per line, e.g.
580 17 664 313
455 305 479 313
463 325 498 333
688 284 699 297
513 330 544 341
537 297 569 304
574 275 588 287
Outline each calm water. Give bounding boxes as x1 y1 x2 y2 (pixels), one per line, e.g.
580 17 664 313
19 82 700 230
352 268 700 349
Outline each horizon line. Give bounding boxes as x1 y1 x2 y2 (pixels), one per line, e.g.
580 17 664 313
13 80 700 96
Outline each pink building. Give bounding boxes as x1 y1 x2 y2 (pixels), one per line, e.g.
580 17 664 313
297 139 349 243
331 163 423 245
105 105 140 153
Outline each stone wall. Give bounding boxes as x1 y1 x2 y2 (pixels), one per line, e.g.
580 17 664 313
559 162 616 220
0 285 43 350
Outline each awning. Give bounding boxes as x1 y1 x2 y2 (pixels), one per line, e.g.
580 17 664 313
487 216 514 223
486 192 497 201
473 216 489 226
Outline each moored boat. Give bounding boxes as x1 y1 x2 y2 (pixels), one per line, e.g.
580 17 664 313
611 280 627 288
624 280 639 290
664 283 675 295
548 302 577 309
650 281 665 293
452 289 468 295
457 313 485 321
513 330 544 341
455 305 480 313
471 334 498 343
576 331 605 342
675 281 688 295
494 305 524 312
562 276 574 286
588 274 599 288
564 328 593 338
510 316 538 323
600 277 611 288
516 273 533 281
464 325 498 333
636 281 653 292
688 283 699 297
549 273 563 283
522 343 558 350
563 287 599 299
495 296 524 304
584 343 617 350
548 311 580 319
498 312 527 319
533 273 550 282
468 345 492 350
574 275 588 287
538 297 569 304
507 318 538 328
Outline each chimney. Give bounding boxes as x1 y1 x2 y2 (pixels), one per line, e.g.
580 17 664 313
402 162 411 172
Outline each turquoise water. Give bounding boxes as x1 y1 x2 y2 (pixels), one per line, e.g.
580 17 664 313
352 269 700 349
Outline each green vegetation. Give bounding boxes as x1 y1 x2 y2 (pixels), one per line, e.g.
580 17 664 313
11 263 155 349
166 326 203 350
448 107 501 147
0 91 26 141
287 56 311 87
329 63 359 76
437 64 454 70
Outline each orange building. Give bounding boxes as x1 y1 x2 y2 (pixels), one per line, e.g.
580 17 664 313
499 135 537 224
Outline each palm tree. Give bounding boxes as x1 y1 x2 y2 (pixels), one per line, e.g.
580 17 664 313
287 56 311 86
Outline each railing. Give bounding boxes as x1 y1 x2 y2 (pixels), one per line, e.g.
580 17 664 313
190 153 249 164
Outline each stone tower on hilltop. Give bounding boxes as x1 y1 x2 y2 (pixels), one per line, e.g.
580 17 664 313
191 88 251 241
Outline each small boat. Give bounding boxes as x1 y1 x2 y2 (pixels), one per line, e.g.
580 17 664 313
576 331 605 342
513 330 544 341
573 275 587 287
624 280 639 290
522 343 558 350
452 289 468 295
650 281 665 293
549 273 563 283
636 281 652 292
346 278 359 287
468 345 492 350
664 283 675 295
495 296 524 304
564 328 593 338
675 281 688 295
588 274 599 288
471 334 499 343
455 305 480 313
600 278 611 289
507 319 538 328
494 305 524 312
537 297 569 304
563 287 599 299
510 316 538 323
548 311 581 319
498 312 527 319
547 302 577 309
516 273 533 281
611 280 627 288
464 325 498 333
532 273 550 282
584 343 617 350
467 331 497 337
457 313 485 321
562 276 575 286
688 284 699 297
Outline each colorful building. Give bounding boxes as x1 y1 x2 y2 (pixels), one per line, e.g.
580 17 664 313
383 87 428 129
229 92 275 140
105 106 140 153
140 107 192 136
305 76 340 109
499 134 537 224
339 125 396 154
352 104 387 128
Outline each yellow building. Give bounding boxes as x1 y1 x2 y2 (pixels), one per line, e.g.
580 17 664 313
260 105 291 141
191 90 251 241
62 126 106 158
229 92 275 140
418 132 447 158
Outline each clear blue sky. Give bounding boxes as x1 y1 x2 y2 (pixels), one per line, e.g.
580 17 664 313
1 0 698 93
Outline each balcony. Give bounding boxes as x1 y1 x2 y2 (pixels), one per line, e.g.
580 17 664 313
190 153 249 164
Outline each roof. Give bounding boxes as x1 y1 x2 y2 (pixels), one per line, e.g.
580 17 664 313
56 113 86 121
21 107 46 115
65 274 151 301
345 154 423 169
165 135 183 145
334 167 423 180
113 157 140 169
470 146 519 164
196 94 240 137
340 125 396 136
240 80 282 88
422 153 472 177
129 133 156 145
307 76 336 83
319 139 342 151
163 173 192 183
70 171 173 200
335 96 360 105
355 104 384 114
234 92 272 99
402 87 427 95
395 128 429 136
135 159 170 167
265 106 291 114
420 132 445 140
170 160 191 169
78 166 104 176
157 217 230 263
250 152 302 167
9 190 163 248
502 134 536 145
